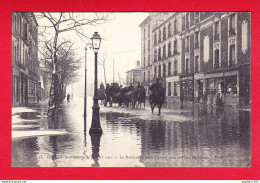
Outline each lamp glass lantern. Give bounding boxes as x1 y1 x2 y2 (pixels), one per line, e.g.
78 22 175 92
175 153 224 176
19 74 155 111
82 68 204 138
91 32 101 52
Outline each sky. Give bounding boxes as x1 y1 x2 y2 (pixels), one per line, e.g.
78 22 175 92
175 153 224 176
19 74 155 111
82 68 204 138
37 12 149 96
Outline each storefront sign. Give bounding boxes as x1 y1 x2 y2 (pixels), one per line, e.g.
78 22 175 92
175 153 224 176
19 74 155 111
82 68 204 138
166 76 180 82
194 73 204 80
205 72 224 78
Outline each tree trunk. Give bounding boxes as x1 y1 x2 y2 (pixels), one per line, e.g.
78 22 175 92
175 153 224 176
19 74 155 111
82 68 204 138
48 32 59 116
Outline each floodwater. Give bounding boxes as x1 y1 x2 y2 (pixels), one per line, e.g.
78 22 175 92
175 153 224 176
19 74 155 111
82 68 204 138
12 97 251 167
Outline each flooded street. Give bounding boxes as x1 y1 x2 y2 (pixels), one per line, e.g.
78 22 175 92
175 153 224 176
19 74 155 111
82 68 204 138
12 97 251 167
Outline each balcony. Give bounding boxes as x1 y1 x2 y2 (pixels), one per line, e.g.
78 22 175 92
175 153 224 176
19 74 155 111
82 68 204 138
194 42 199 49
214 34 220 42
229 29 236 37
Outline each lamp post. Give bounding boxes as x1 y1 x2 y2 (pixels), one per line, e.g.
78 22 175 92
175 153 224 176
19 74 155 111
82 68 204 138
89 32 102 134
84 44 92 132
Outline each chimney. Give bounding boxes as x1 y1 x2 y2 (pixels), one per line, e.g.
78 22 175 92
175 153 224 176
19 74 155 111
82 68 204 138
137 60 140 67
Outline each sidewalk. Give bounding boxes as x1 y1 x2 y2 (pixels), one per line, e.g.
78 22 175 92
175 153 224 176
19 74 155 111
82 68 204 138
12 102 68 140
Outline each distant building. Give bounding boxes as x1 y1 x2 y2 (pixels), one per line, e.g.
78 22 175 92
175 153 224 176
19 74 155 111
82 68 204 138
38 67 51 100
126 61 142 87
12 13 39 106
140 12 251 107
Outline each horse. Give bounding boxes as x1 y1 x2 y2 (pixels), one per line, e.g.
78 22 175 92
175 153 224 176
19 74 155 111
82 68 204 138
124 90 137 109
136 88 146 108
149 88 165 116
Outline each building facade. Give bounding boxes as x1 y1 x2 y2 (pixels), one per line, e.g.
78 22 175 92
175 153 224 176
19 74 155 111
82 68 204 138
12 13 39 106
140 12 251 107
126 68 142 87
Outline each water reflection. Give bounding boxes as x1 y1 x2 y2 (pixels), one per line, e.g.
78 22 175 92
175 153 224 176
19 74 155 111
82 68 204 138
12 97 251 167
90 133 102 167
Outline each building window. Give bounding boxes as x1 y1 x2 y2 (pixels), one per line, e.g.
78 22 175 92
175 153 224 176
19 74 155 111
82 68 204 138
185 36 189 52
174 40 178 54
158 47 161 60
154 33 157 45
242 20 249 53
148 39 150 51
23 22 28 40
159 30 161 42
203 36 210 62
168 23 171 37
154 66 157 78
143 72 146 82
163 27 166 40
229 44 235 66
163 45 166 58
229 14 236 36
174 19 178 34
158 65 161 78
174 82 177 96
185 58 189 73
168 42 171 56
195 55 199 72
143 57 145 67
144 43 145 54
168 82 171 96
174 60 177 75
168 62 171 76
182 16 185 31
195 32 199 49
148 55 150 66
154 50 157 62
163 64 166 77
148 70 150 82
186 13 190 29
215 49 220 68
144 28 145 39
214 21 220 41
148 25 150 37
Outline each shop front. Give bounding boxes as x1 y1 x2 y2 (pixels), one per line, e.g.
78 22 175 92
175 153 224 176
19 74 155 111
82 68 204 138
238 64 250 107
165 76 181 107
180 74 194 103
194 73 204 103
204 70 239 106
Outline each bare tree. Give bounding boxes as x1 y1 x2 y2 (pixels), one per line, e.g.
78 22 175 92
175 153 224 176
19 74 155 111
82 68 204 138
98 52 108 85
36 12 108 115
39 40 82 104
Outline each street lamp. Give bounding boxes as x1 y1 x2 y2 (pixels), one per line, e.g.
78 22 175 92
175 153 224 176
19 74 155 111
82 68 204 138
84 44 91 132
89 32 102 134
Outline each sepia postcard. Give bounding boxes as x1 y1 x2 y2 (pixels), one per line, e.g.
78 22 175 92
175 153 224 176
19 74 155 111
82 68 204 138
11 12 251 168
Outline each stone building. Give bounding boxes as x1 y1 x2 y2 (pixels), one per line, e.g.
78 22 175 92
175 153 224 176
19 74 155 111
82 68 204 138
126 68 142 87
12 13 39 106
140 12 251 107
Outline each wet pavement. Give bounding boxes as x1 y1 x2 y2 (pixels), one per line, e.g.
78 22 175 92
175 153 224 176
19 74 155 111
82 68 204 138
12 97 251 167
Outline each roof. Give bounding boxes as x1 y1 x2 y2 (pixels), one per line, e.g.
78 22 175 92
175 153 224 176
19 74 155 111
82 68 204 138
126 68 142 73
139 15 151 28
